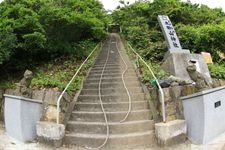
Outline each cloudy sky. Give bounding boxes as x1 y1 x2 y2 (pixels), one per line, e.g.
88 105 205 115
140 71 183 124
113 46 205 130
100 0 225 11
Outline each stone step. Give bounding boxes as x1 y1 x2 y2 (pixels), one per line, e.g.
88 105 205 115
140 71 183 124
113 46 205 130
95 55 130 60
77 93 146 103
91 66 134 71
64 130 155 149
90 68 134 72
94 58 121 62
93 62 119 66
88 69 136 75
87 72 137 78
96 53 119 56
95 56 131 60
66 120 154 134
82 82 141 89
94 61 120 64
70 109 151 122
93 64 122 67
93 63 133 67
80 87 143 95
74 101 148 111
92 64 133 70
85 77 139 84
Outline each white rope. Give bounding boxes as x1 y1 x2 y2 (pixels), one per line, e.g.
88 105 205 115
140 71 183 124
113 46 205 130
115 36 132 123
86 36 111 150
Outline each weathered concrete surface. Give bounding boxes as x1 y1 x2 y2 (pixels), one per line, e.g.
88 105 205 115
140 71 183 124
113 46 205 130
36 121 65 147
155 120 187 146
182 85 225 144
4 94 42 142
162 53 211 81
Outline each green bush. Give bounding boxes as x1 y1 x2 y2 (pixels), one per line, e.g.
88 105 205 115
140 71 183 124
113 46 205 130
177 23 225 62
208 63 225 79
0 0 107 70
112 0 225 63
139 62 169 83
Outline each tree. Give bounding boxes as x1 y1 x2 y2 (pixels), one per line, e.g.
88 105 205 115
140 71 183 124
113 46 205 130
112 0 225 62
0 0 107 70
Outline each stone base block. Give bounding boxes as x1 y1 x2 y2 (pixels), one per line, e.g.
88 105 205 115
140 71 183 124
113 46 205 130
162 53 211 81
155 120 187 146
36 121 65 148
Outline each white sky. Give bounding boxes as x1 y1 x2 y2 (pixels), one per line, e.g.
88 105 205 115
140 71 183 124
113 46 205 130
100 0 225 11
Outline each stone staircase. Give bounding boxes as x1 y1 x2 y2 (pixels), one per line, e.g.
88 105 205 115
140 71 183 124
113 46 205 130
64 33 155 149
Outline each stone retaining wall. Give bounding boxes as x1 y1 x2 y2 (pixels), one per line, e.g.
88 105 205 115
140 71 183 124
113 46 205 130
0 88 72 123
149 85 195 122
212 79 225 87
149 79 225 123
32 88 72 123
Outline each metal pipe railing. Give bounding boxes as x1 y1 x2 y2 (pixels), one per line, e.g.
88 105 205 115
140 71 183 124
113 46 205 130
127 43 166 123
56 44 100 124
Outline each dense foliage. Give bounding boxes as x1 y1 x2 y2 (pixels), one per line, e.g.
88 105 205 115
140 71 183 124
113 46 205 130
112 0 225 63
208 63 225 79
0 0 107 70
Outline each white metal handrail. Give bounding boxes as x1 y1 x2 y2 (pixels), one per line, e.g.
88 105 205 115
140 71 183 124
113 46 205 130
56 44 100 124
127 43 166 123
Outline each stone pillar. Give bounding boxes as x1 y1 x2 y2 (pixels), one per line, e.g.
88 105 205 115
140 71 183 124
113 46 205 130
162 53 211 81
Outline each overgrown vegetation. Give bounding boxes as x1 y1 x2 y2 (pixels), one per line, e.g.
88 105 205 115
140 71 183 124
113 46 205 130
112 0 225 80
0 0 107 89
31 43 101 93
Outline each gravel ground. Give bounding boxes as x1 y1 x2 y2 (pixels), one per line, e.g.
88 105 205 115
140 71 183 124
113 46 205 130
1 122 225 150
